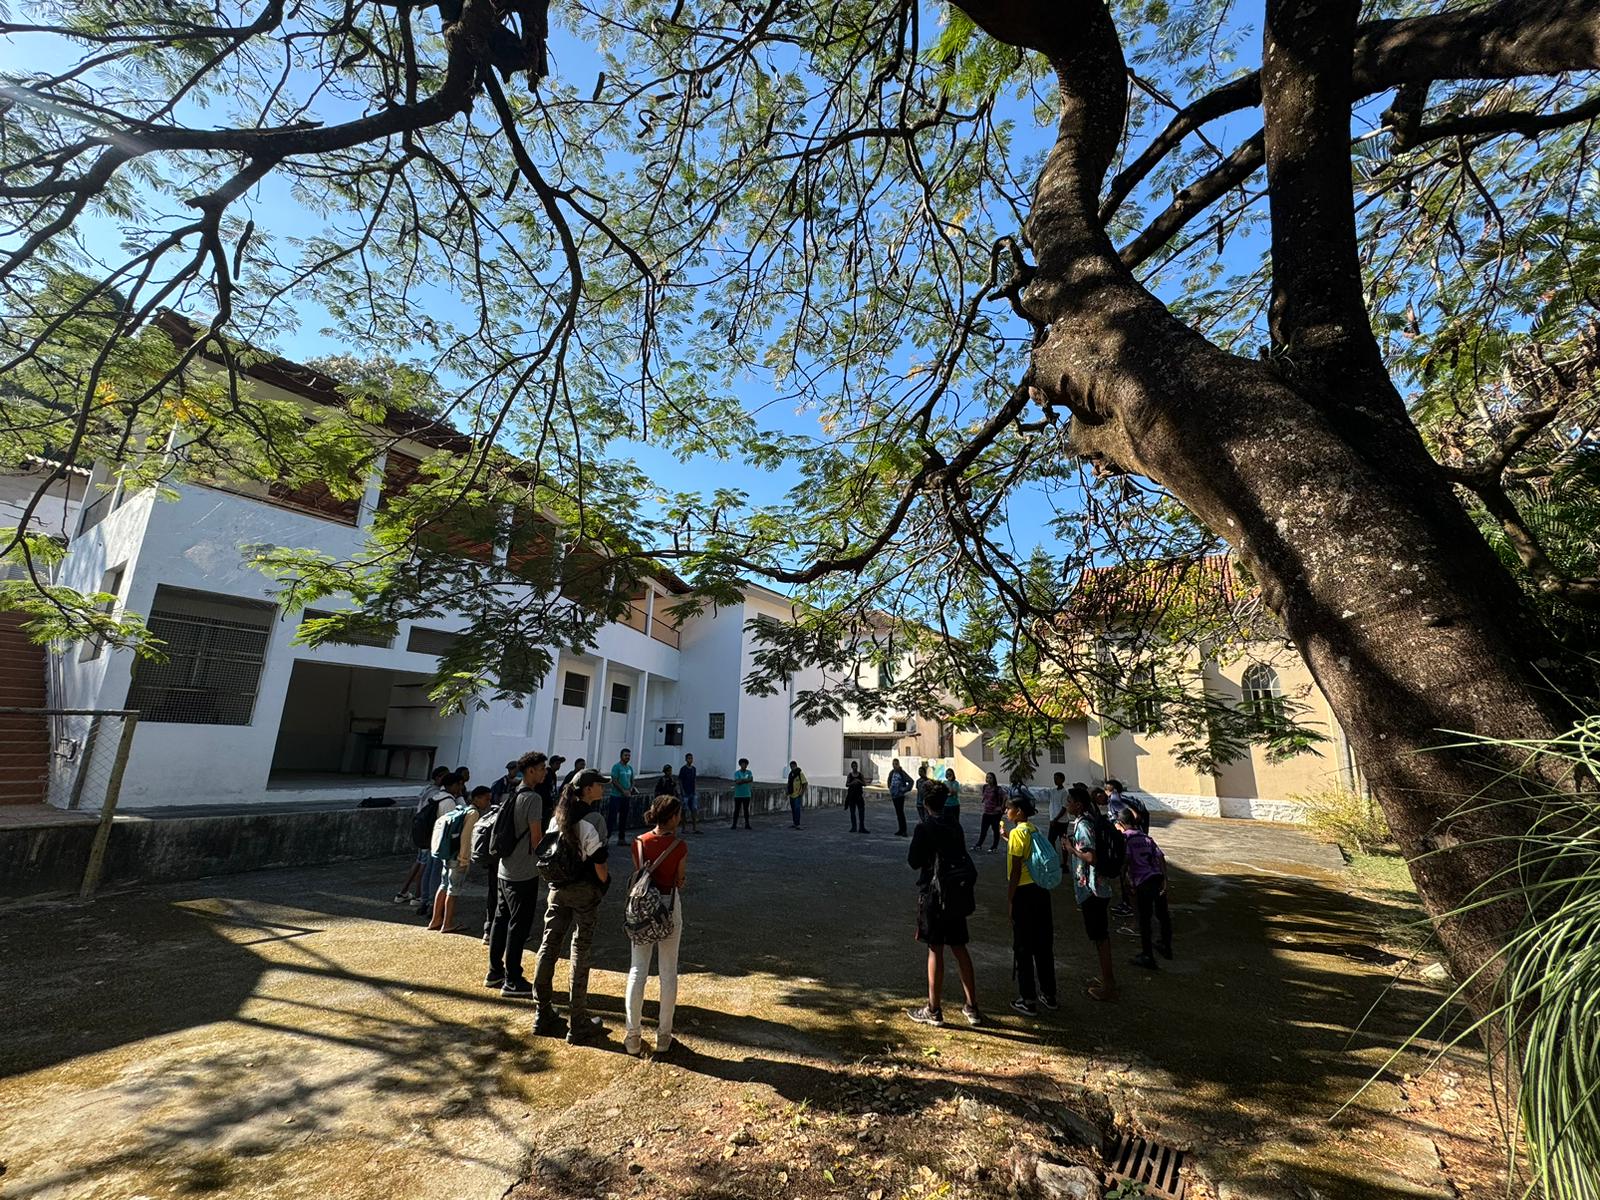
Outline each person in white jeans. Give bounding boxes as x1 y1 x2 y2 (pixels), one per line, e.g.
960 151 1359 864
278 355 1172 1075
625 796 688 1055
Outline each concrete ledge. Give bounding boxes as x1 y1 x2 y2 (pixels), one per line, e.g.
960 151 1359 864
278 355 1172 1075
0 805 414 899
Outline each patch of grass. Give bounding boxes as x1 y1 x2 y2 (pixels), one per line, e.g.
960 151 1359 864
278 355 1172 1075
1345 850 1416 897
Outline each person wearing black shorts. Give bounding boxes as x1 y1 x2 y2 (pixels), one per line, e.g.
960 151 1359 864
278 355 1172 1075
905 783 984 1028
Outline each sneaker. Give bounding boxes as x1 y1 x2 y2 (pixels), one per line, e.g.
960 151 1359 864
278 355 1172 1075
533 1012 569 1038
1113 902 1135 916
501 978 533 998
961 1005 985 1027
1130 953 1159 970
1010 998 1038 1016
655 1034 674 1054
906 1005 945 1027
567 1019 605 1046
624 1033 643 1056
483 971 506 989
1157 943 1173 960
391 892 413 903
1039 995 1060 1011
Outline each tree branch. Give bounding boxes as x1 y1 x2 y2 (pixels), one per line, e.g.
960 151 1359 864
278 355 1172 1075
1260 0 1389 390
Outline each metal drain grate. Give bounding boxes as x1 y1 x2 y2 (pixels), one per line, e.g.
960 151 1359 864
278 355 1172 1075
1106 1134 1188 1199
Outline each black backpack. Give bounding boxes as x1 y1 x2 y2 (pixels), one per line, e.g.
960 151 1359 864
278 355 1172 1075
534 829 584 887
487 788 528 860
1092 810 1128 877
411 794 441 850
932 834 978 918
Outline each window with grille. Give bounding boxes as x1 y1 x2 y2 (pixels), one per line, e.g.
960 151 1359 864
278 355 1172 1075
937 722 954 758
980 733 996 762
406 626 461 656
1243 664 1287 731
708 712 726 739
561 671 588 708
302 609 394 648
1049 742 1066 764
610 682 631 714
79 563 126 662
1127 665 1162 734
126 587 274 724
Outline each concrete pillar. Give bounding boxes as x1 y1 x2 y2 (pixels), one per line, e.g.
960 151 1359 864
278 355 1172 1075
358 453 386 529
588 656 609 764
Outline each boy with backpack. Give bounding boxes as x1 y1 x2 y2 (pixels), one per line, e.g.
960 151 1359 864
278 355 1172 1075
1060 784 1119 1001
393 766 451 905
486 751 549 998
1119 808 1173 969
428 784 490 932
905 782 985 1028
1004 793 1059 1015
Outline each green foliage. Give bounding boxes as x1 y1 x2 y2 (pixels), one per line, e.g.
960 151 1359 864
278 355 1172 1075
1293 785 1392 854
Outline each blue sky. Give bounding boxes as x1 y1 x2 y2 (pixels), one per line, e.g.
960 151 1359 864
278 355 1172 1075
0 8 1280 575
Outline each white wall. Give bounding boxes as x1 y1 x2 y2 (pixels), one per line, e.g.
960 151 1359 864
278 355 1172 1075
0 467 86 541
672 599 749 777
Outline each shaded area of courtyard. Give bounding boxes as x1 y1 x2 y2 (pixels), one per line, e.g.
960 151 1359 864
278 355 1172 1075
0 804 1499 1199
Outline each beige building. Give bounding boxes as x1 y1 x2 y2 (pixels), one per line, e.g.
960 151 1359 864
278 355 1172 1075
949 573 1360 822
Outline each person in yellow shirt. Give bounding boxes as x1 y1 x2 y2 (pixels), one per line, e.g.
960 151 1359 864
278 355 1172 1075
1005 794 1057 1014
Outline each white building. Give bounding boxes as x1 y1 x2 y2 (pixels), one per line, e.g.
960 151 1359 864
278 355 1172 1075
30 341 946 809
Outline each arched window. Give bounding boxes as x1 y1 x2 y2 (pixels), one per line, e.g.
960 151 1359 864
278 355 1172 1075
1242 664 1286 731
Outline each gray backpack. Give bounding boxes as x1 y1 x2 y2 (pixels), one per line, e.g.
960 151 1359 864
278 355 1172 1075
623 836 680 945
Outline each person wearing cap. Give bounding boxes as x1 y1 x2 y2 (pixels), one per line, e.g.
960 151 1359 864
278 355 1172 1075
490 760 520 806
1005 791 1058 1015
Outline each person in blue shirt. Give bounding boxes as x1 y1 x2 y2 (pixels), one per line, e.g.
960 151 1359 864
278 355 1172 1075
607 749 635 847
679 752 700 834
731 759 755 829
887 758 913 836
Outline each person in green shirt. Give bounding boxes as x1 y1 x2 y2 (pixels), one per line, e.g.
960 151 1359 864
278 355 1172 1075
786 761 807 828
607 749 635 846
730 758 754 829
942 767 962 827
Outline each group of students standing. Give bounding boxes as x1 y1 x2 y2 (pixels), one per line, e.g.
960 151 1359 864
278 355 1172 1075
391 753 1175 1048
395 749 691 1053
903 773 1175 1027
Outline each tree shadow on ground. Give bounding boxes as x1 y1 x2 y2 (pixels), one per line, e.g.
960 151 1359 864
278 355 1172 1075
3 811 1477 1200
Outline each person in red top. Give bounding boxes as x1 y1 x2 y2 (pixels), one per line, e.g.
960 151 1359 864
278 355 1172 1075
624 795 688 1055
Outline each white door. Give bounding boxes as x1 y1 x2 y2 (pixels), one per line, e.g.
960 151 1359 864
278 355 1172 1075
554 669 591 764
599 676 634 770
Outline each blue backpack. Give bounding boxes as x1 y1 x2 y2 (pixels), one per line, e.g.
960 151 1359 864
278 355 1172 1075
432 805 469 861
1026 826 1064 890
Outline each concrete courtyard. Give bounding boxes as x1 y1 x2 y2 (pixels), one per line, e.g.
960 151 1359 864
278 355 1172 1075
0 803 1502 1200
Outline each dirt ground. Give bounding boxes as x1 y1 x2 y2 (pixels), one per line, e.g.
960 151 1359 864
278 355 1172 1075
0 803 1507 1200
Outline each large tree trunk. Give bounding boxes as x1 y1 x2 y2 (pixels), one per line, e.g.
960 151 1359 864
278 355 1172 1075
955 0 1587 1011
1076 328 1566 1000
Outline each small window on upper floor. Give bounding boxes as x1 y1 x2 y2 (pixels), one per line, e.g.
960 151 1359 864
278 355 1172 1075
708 712 726 739
406 626 461 657
79 563 126 662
